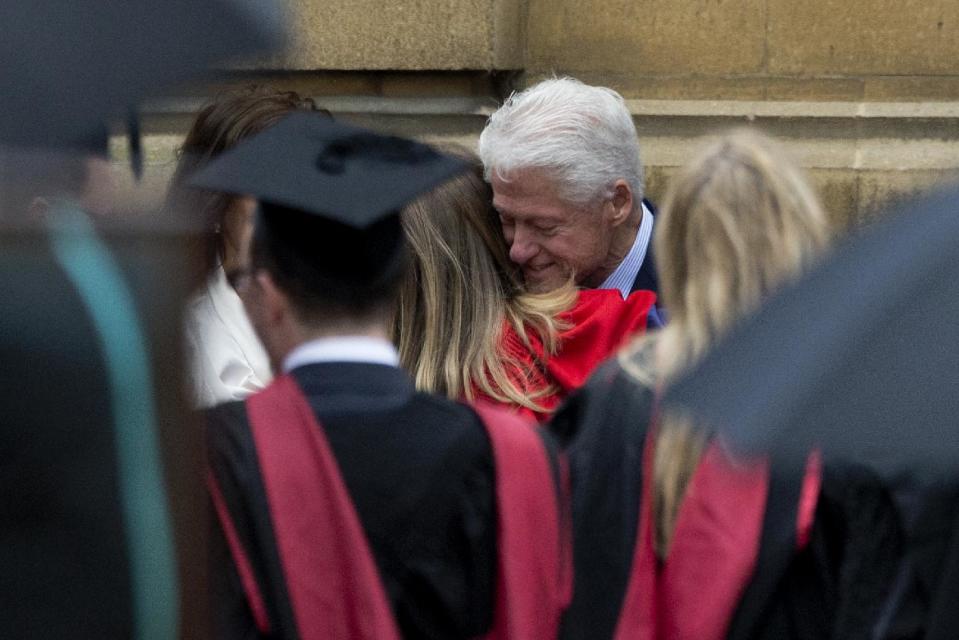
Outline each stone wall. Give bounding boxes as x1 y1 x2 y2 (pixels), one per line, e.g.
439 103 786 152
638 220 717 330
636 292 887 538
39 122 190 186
123 0 959 227
273 0 525 70
526 0 959 100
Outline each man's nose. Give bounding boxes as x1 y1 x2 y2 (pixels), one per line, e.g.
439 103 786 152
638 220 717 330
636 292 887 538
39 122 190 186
508 226 538 265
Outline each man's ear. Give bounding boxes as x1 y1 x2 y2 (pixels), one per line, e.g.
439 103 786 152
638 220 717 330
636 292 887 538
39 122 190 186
255 270 290 325
607 179 634 227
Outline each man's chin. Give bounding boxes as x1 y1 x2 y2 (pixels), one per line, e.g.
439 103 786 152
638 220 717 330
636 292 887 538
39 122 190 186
522 271 566 294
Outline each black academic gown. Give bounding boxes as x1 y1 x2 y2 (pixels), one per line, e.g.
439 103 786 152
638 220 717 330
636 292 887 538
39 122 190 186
208 362 558 640
0 241 132 636
550 360 903 640
874 483 959 639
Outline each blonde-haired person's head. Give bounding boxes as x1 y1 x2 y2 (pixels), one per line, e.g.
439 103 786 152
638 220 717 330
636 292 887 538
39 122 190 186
394 150 574 413
622 129 832 557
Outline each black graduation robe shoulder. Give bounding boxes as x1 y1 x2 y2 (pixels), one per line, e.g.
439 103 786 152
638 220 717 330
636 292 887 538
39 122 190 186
550 359 904 640
206 361 566 640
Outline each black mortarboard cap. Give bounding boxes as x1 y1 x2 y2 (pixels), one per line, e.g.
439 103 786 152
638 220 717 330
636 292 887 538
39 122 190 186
0 0 286 155
189 112 469 288
189 112 469 229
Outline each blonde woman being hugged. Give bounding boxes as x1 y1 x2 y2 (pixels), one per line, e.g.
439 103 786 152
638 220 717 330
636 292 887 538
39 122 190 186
551 130 903 640
395 155 657 422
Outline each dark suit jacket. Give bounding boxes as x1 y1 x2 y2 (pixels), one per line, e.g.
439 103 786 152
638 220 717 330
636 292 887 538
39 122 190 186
630 199 660 297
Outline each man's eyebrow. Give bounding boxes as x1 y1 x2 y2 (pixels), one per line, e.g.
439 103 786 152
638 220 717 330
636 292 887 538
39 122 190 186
530 211 564 223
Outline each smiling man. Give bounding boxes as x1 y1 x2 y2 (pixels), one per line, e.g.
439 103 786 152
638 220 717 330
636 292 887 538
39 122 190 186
479 78 660 320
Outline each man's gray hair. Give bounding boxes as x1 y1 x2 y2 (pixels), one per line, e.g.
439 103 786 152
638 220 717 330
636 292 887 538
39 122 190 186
478 77 644 209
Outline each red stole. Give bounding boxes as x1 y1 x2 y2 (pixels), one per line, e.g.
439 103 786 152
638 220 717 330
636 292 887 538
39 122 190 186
473 402 572 639
485 288 657 422
614 429 821 640
542 288 657 393
210 374 568 639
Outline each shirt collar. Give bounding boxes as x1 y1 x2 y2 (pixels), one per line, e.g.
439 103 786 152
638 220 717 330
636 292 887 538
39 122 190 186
282 336 400 373
599 201 654 299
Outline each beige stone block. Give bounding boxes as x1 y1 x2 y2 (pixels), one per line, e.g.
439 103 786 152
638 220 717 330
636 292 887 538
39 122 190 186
863 76 959 101
278 0 524 70
767 0 959 75
857 170 959 224
107 134 182 213
762 78 864 102
198 73 380 98
379 73 492 97
645 166 858 233
647 166 958 241
523 71 959 103
856 138 959 172
490 0 527 68
644 165 679 206
807 169 860 232
198 71 497 99
526 73 770 100
526 0 766 75
291 73 382 97
111 133 182 168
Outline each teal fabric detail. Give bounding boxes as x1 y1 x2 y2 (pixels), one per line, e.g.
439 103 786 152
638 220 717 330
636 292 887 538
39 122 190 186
46 204 178 640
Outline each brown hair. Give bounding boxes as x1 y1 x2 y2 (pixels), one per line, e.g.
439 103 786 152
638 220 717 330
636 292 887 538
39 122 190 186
394 152 575 412
166 84 325 272
620 129 832 558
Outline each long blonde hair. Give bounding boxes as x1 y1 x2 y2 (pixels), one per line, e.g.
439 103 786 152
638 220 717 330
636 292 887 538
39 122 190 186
394 155 575 412
620 129 832 557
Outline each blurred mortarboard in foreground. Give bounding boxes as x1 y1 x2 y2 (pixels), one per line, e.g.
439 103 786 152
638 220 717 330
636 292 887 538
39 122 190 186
0 0 286 167
0 1 286 635
189 112 469 285
665 184 959 479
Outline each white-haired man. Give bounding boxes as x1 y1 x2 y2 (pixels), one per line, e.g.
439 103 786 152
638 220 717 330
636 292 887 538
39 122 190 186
478 77 662 324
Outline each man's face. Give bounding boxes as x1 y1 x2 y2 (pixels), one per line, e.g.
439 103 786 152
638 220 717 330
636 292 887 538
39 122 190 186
491 168 614 293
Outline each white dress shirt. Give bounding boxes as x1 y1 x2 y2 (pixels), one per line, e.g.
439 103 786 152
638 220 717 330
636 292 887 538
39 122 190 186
184 267 273 408
599 201 654 299
282 336 400 373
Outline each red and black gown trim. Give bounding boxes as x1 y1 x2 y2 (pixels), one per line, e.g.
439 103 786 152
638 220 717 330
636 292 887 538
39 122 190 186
550 360 903 640
207 361 569 639
476 287 657 422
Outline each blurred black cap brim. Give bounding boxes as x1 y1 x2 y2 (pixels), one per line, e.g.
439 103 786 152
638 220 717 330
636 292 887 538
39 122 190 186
0 0 287 152
665 184 959 480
